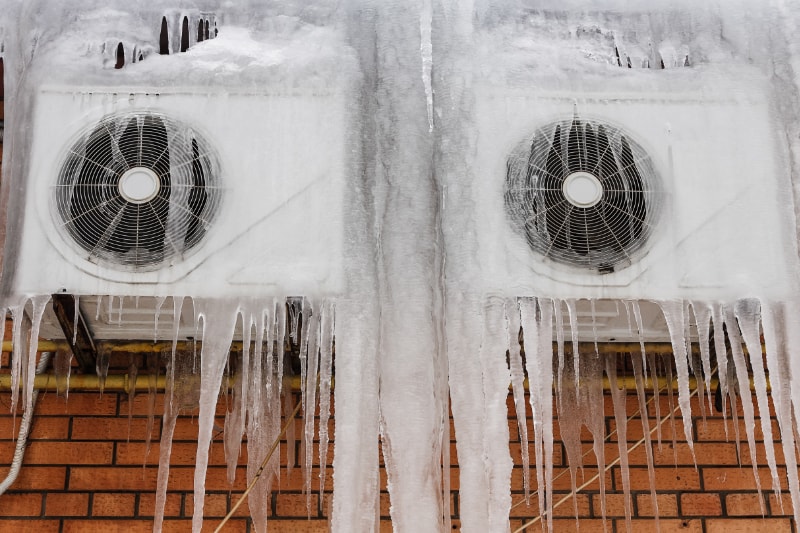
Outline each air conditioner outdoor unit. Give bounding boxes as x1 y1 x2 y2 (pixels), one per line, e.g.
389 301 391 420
9 72 352 338
447 10 799 340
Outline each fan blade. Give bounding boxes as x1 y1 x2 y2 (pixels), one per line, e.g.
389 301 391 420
620 135 646 240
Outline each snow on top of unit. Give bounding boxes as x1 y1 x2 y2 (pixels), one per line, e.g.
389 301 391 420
470 0 768 93
5 2 354 90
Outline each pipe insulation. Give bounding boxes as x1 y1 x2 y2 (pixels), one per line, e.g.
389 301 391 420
0 351 53 495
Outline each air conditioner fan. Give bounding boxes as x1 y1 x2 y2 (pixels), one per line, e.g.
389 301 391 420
52 111 223 271
504 115 661 273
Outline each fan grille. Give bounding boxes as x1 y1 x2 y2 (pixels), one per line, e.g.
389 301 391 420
505 116 661 273
52 111 223 271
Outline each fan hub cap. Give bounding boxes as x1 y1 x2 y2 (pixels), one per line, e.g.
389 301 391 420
562 171 602 208
119 167 161 204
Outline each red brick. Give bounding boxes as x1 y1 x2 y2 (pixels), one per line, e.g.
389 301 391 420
62 519 154 533
628 518 703 532
0 416 70 440
137 492 182 518
614 467 700 491
92 493 136 516
0 492 42 516
7 466 66 490
45 492 89 516
275 493 318 518
705 518 793 533
636 493 678 517
68 467 159 491
71 417 159 441
184 492 228 518
36 393 117 416
725 492 766 515
680 493 722 516
265 519 331 532
115 441 235 466
0 441 113 465
768 493 794 517
0 519 59 530
702 467 787 491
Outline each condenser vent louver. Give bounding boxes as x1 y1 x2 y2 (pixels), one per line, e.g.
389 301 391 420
504 115 662 273
52 111 223 271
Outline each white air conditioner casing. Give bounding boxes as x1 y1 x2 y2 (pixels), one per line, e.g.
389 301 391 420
14 85 349 301
441 12 800 340
474 84 798 300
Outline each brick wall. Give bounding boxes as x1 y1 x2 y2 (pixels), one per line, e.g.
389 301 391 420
0 379 796 532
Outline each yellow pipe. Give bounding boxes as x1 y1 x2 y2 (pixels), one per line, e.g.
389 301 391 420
0 373 308 393
0 372 769 393
2 340 725 355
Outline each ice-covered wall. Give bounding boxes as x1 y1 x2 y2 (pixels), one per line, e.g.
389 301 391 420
3 1 800 532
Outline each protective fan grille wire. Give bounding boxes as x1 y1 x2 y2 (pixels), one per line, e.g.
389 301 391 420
504 115 661 273
52 111 223 271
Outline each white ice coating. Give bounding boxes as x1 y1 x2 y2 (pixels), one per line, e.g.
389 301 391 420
5 1 800 533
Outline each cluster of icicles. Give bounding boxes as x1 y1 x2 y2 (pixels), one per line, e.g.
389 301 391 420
3 294 800 533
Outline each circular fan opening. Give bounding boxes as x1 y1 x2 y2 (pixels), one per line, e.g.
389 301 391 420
504 115 662 273
52 111 223 271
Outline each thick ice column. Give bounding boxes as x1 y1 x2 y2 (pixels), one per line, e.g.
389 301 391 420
330 3 386 530
362 1 447 530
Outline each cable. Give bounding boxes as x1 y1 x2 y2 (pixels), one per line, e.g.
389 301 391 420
511 367 709 533
0 351 53 495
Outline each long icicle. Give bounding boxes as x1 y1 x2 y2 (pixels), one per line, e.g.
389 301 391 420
506 298 531 503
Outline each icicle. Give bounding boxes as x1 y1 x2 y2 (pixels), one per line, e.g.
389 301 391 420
663 355 679 464
686 305 707 424
154 296 167 343
554 299 566 404
606 357 633 533
762 301 800 527
691 302 715 411
711 303 731 430
302 300 321 508
318 301 334 505
582 348 608 528
521 298 554 533
95 295 102 321
20 297 50 424
72 295 80 345
557 348 584 527
224 308 251 485
658 300 696 459
247 303 270 533
117 295 124 326
171 297 184 366
54 348 72 399
506 298 531 503
154 344 197 533
590 299 599 356
191 299 240 532
107 295 115 325
648 353 664 450
9 301 26 413
475 297 514 530
565 299 579 387
631 302 659 530
734 300 781 501
276 301 287 396
96 346 110 394
127 356 138 443
144 352 159 460
724 304 765 513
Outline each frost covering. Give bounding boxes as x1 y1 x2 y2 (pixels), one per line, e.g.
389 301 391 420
3 1 800 533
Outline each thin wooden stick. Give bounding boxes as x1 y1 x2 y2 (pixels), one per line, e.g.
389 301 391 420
214 398 304 532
